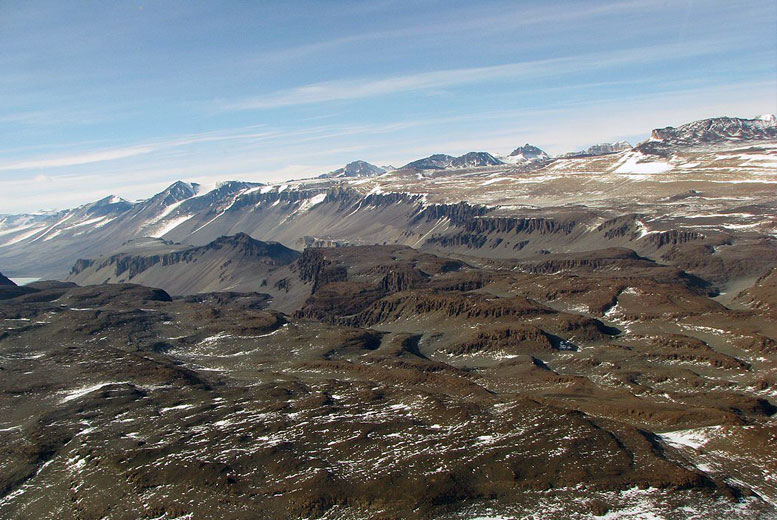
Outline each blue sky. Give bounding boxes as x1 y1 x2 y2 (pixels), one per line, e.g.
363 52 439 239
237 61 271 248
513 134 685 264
1 0 776 213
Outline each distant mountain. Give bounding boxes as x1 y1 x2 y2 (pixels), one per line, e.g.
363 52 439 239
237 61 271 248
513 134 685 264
450 152 504 168
0 272 15 286
320 160 386 179
67 232 300 296
560 141 631 158
0 180 262 278
638 115 777 155
403 154 456 170
403 152 503 170
1 113 775 282
503 144 551 164
154 180 201 206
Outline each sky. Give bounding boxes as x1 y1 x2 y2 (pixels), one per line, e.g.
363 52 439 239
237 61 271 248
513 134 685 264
1 0 776 213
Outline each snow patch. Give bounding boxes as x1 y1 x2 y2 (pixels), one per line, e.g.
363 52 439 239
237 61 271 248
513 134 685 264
149 215 194 238
613 152 672 174
481 177 511 186
659 425 721 450
61 382 129 403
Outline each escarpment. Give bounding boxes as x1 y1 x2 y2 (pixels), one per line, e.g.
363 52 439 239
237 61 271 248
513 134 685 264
332 291 554 328
411 201 491 226
70 234 299 280
441 326 559 355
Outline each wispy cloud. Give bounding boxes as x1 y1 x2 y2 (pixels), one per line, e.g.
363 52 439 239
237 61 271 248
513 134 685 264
0 126 279 172
224 39 737 111
241 0 674 66
0 144 157 171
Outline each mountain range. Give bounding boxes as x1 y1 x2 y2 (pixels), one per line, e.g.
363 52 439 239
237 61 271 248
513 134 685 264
558 141 631 158
638 114 777 155
1 113 777 519
1 115 774 283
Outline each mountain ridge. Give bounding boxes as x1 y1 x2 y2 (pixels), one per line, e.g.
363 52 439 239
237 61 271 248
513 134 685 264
1 114 775 284
638 114 777 155
319 160 386 178
68 232 300 296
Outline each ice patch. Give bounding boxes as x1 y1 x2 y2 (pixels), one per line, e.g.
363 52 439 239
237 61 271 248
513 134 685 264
295 193 327 213
613 152 672 174
659 425 721 450
146 198 187 225
160 404 195 413
149 215 193 238
481 177 511 186
61 382 129 403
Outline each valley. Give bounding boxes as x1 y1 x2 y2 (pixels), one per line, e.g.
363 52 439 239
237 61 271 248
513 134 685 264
1 115 776 519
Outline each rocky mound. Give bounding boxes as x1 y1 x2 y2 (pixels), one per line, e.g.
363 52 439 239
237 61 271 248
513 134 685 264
67 233 300 296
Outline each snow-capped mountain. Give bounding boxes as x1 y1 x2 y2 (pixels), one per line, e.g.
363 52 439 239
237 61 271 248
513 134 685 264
1 114 775 281
320 160 386 178
0 180 261 278
560 141 632 158
402 152 504 170
652 115 777 144
638 115 777 155
450 152 504 168
501 144 551 164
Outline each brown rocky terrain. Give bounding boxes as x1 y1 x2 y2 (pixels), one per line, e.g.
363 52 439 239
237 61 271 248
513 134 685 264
2 242 776 519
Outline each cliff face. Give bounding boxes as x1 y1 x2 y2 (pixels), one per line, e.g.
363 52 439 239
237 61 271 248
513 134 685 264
411 201 491 226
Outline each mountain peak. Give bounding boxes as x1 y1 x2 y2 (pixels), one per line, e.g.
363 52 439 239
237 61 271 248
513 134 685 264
322 160 386 179
402 154 456 170
504 144 550 164
211 232 257 246
153 181 200 206
207 233 299 261
402 152 503 170
0 272 15 286
93 195 131 207
450 152 504 168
